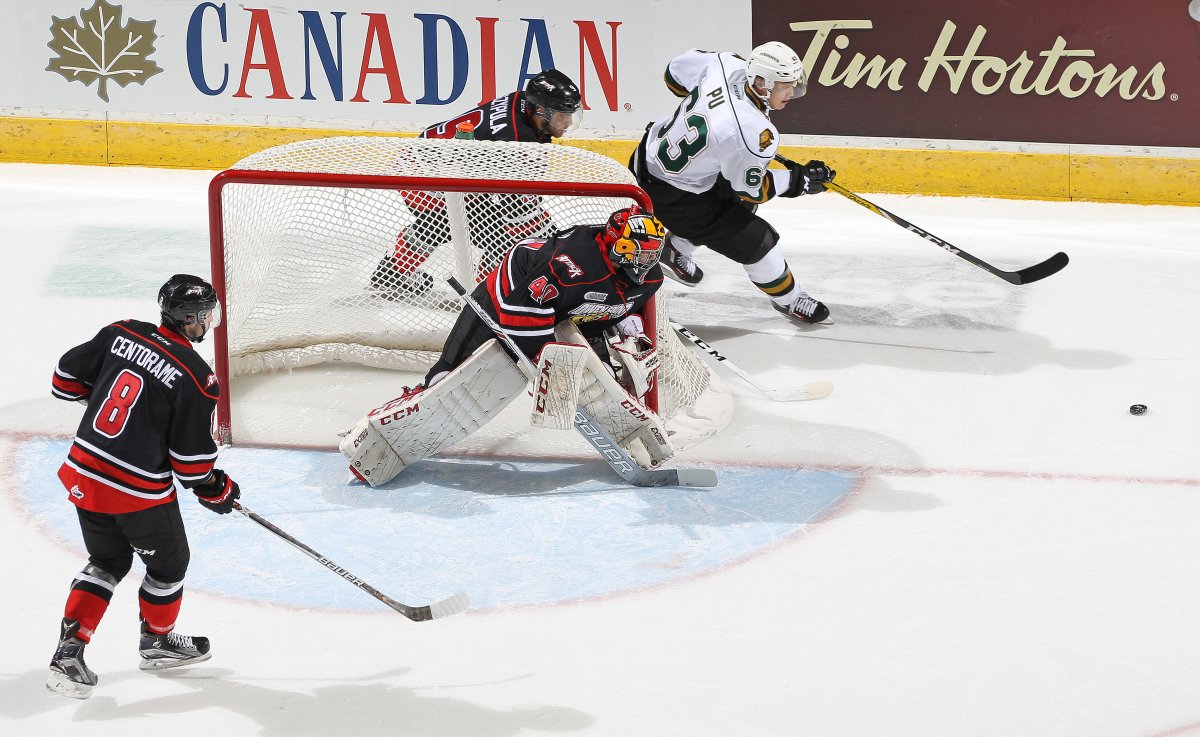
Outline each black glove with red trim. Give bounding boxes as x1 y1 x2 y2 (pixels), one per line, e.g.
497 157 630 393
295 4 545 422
193 468 240 515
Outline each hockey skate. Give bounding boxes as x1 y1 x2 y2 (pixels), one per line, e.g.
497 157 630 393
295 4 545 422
771 291 830 324
46 618 98 699
138 620 212 671
369 255 435 300
659 238 703 286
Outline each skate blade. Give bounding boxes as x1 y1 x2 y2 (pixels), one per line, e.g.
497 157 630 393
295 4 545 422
46 670 93 699
138 651 213 671
661 270 701 288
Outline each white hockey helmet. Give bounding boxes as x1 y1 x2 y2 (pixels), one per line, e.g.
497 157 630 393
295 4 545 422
746 41 807 99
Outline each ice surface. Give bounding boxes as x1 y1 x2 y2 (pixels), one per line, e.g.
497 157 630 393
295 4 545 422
2 162 1199 736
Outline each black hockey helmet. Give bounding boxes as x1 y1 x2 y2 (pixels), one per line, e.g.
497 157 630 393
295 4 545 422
525 69 582 130
158 274 220 341
601 206 666 284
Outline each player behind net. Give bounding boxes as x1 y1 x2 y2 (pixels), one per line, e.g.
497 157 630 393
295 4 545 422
370 69 584 300
341 206 673 487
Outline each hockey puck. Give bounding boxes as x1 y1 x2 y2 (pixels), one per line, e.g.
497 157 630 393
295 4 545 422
1129 404 1147 415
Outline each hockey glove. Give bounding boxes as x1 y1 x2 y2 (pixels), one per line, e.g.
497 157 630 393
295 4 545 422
609 333 659 399
782 159 836 197
193 469 240 515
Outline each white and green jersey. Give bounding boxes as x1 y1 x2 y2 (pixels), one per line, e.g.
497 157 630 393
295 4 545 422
645 49 781 203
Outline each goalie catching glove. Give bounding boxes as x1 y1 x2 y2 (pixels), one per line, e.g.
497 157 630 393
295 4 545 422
606 313 659 400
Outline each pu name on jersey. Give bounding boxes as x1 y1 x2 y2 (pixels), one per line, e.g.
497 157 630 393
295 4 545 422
110 336 182 388
584 291 609 301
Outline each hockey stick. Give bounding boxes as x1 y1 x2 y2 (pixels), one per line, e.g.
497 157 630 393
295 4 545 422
447 277 717 488
234 502 470 621
773 154 1069 285
669 320 833 401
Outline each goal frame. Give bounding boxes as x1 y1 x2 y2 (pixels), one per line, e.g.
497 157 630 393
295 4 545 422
207 168 656 445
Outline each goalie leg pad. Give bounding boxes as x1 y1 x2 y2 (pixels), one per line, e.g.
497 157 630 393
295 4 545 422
553 323 675 469
339 339 528 487
340 415 409 486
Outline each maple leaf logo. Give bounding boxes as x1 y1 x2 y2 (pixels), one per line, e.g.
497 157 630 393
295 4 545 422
46 0 162 102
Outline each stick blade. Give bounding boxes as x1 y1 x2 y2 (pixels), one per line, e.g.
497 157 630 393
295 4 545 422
427 591 471 619
653 467 718 488
763 380 834 402
398 591 471 621
1012 251 1069 284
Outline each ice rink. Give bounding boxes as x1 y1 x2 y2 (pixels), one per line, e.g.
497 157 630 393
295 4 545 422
2 161 1199 736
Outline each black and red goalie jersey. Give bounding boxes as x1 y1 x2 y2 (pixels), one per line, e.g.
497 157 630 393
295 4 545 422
421 90 551 143
51 320 220 514
482 223 665 359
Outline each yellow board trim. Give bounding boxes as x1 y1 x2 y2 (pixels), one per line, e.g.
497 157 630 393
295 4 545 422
1 117 1197 206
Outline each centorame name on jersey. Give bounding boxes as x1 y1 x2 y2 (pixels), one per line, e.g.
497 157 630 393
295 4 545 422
110 336 182 387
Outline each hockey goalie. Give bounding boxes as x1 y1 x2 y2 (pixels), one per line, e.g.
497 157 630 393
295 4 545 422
340 206 672 487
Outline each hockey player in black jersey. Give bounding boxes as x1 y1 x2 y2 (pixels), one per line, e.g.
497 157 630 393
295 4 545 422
421 67 582 144
341 206 671 487
46 274 242 700
371 69 583 299
425 205 665 384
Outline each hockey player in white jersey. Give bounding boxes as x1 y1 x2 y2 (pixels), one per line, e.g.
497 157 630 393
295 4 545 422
630 41 836 324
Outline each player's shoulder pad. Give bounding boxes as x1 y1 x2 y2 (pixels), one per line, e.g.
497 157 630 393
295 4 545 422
727 85 777 159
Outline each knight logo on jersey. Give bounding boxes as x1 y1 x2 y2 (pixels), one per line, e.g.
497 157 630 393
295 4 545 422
759 129 774 152
205 373 218 388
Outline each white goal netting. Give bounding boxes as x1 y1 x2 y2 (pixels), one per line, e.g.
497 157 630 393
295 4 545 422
210 136 730 446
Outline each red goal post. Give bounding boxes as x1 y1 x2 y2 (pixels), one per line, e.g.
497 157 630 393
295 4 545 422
207 137 730 449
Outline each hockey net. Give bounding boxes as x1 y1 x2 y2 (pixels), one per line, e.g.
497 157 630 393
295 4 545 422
209 136 730 447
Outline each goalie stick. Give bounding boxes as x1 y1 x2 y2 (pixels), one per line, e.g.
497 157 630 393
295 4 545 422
234 502 470 621
670 320 833 402
774 154 1069 285
447 277 717 488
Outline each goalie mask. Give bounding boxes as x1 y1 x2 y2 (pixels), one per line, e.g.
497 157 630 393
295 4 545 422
158 273 221 342
602 207 666 284
746 41 807 101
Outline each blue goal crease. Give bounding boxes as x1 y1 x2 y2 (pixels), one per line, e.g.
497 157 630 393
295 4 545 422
15 439 856 611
